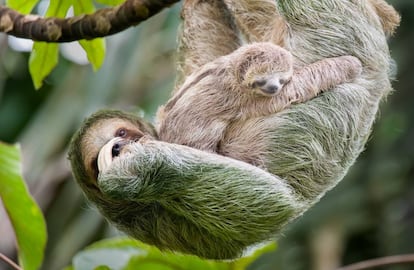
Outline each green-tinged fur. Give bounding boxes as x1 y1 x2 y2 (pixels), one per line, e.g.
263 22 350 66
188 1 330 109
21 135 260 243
68 0 398 260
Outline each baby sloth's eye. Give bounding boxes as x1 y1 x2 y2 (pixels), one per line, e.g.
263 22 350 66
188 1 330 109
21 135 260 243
279 79 286 84
252 79 266 88
116 128 127 138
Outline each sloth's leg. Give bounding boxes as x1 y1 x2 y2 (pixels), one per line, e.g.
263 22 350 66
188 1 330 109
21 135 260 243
97 139 303 259
174 0 241 91
367 0 400 36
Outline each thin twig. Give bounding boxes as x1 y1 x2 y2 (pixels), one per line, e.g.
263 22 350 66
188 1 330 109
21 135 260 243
0 0 179 42
337 254 414 270
0 252 22 270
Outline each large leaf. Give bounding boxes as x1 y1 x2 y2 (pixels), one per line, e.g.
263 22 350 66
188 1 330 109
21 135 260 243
124 242 228 270
0 143 47 270
72 238 145 270
6 0 38 14
71 238 228 270
29 0 73 89
231 242 277 270
73 0 106 70
71 237 277 270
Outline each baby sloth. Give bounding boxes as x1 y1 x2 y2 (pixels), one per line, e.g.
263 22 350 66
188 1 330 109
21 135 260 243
157 42 362 153
240 43 293 97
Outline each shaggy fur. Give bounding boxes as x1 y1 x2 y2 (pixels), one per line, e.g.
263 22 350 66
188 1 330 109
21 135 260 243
68 0 399 260
157 42 361 153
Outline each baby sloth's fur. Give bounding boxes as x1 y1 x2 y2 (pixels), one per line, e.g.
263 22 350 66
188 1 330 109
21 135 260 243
157 42 361 154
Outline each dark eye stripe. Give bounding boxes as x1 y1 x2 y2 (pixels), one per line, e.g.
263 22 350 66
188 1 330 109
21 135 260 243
116 128 127 137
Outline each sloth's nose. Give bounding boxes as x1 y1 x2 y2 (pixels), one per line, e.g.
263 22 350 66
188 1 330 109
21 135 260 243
112 141 126 157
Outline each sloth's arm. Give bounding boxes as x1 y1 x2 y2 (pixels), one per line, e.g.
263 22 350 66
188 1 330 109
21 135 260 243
98 139 304 233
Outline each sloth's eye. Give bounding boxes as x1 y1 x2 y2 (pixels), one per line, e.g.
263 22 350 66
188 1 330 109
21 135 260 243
116 128 127 137
279 79 285 84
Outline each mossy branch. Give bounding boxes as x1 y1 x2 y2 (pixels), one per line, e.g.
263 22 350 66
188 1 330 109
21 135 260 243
0 0 179 42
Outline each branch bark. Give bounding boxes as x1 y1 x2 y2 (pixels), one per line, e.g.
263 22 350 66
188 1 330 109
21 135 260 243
0 0 179 42
337 254 414 270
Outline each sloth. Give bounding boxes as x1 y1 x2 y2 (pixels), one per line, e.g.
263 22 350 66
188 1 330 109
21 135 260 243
156 42 362 153
69 0 399 260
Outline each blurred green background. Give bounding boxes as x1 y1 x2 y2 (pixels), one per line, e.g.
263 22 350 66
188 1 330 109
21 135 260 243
0 1 413 269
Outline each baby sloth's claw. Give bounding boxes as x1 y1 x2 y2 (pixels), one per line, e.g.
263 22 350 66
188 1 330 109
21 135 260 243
335 55 363 79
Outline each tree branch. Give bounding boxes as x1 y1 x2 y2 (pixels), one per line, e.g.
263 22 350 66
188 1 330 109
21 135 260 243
0 0 179 42
337 254 414 270
0 252 22 270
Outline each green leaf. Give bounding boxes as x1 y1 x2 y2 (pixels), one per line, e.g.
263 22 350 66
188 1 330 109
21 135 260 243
72 239 145 270
73 0 106 70
86 238 146 250
0 142 47 270
45 0 73 17
6 0 38 14
28 0 73 89
79 39 106 70
231 242 277 270
74 248 142 270
124 242 228 270
29 43 59 89
71 238 229 270
95 0 125 6
124 253 228 270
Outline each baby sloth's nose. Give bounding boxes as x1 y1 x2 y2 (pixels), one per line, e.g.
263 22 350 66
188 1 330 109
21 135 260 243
252 76 282 96
261 83 280 95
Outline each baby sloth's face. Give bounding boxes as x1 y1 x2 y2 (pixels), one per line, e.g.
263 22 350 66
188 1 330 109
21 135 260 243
249 71 292 96
236 43 294 97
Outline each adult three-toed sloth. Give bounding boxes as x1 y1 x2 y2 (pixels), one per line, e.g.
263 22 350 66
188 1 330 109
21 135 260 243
68 0 399 260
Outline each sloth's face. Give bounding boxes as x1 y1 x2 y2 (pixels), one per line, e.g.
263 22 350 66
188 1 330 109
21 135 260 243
81 118 145 181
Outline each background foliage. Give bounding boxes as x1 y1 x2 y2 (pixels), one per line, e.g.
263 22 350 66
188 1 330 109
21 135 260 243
0 0 413 269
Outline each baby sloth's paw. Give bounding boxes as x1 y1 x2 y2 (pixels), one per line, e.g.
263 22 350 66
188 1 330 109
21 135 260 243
338 55 363 79
251 74 291 96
